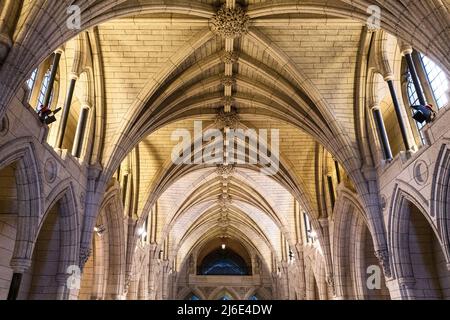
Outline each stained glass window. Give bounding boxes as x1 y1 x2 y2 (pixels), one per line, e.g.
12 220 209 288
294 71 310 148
199 249 249 275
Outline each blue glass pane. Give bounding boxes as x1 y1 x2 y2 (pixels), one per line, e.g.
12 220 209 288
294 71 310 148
199 249 250 275
189 295 200 300
249 295 259 300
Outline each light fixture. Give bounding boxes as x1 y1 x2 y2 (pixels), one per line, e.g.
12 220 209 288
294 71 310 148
94 225 106 236
37 105 62 125
221 243 226 250
137 227 146 236
411 104 435 123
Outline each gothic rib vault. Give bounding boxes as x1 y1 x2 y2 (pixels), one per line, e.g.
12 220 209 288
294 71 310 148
0 0 449 300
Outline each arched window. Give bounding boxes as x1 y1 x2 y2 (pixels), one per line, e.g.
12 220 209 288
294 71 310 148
26 68 38 92
406 71 426 143
186 294 200 300
420 54 449 109
218 294 232 300
36 68 54 109
303 212 316 244
249 295 259 300
198 248 250 276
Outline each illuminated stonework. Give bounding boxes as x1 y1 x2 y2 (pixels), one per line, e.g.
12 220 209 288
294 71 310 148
210 5 250 39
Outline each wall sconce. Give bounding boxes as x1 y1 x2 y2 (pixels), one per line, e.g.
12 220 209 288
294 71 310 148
137 227 147 239
94 225 106 237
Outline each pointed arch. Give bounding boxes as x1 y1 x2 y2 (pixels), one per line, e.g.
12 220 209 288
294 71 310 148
0 137 43 264
388 184 450 299
431 143 450 266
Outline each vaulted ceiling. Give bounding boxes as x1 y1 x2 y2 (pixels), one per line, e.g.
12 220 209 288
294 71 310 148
2 0 448 274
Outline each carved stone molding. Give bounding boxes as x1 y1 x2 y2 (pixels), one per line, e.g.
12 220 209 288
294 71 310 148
80 192 86 210
375 249 392 278
219 194 232 208
220 74 236 86
215 109 240 129
413 160 429 185
79 246 92 270
0 115 9 136
44 158 58 183
220 51 239 64
210 5 250 39
216 164 235 177
326 272 336 296
380 194 387 210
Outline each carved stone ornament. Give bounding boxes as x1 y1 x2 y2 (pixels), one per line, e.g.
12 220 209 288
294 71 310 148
0 115 9 136
375 249 392 278
219 194 232 207
216 164 235 177
326 273 336 296
220 74 236 86
80 192 86 210
210 5 250 39
413 160 429 185
220 51 239 64
44 158 58 183
79 246 92 270
215 109 240 129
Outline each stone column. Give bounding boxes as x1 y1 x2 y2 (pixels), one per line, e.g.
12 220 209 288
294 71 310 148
385 74 414 152
371 105 393 161
161 260 171 300
294 243 306 300
56 273 73 300
401 46 427 106
147 244 159 299
72 104 90 158
57 73 78 148
0 0 23 61
42 50 63 108
318 218 336 298
7 259 31 300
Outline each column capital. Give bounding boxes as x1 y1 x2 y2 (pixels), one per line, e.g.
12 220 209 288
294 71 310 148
370 104 381 111
318 218 329 228
9 258 32 273
81 103 91 110
383 73 395 82
68 72 79 80
400 42 413 56
54 48 64 55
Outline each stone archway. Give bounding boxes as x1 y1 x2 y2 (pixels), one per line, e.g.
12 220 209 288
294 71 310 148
389 186 450 299
332 189 390 300
20 184 79 300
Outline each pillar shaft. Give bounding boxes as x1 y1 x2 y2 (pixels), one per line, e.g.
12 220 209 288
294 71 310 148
7 273 22 300
404 52 426 106
326 176 335 210
57 76 77 148
386 79 412 151
72 106 89 158
42 52 62 108
372 107 393 161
